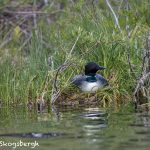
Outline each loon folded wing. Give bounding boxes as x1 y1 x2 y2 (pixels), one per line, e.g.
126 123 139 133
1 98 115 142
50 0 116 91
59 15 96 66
96 74 108 86
71 75 86 86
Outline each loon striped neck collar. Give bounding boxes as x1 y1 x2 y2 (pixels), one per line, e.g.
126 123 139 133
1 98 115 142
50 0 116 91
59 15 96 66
85 74 97 82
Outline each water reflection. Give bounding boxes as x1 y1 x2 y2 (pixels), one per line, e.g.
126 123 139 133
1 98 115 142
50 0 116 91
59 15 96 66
0 106 150 150
81 108 107 136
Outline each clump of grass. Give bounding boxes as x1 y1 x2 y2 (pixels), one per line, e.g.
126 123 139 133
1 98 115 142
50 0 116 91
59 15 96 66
0 0 150 107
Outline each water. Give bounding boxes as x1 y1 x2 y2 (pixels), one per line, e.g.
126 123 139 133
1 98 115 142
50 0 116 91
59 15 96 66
0 106 150 150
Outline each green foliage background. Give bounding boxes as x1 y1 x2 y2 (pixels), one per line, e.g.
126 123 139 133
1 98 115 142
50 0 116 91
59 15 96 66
0 0 150 106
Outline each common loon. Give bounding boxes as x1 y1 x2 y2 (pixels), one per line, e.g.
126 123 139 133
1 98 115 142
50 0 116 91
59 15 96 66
71 62 108 92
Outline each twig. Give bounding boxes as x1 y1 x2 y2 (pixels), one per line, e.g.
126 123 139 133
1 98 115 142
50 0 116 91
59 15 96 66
127 47 137 79
68 33 81 57
134 35 150 108
133 72 150 104
33 2 38 35
125 0 130 37
52 63 73 93
140 35 150 76
145 35 150 73
91 0 98 20
51 62 74 103
105 0 122 33
44 0 48 6
0 36 12 49
51 34 81 104
118 0 124 12
18 34 32 51
3 10 64 15
54 33 81 91
140 54 146 77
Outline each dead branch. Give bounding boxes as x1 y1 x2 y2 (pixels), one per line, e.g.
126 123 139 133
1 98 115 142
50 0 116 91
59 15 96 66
127 47 137 79
105 0 122 33
51 33 81 104
44 0 48 6
2 10 64 15
140 54 146 77
133 72 150 107
0 36 12 49
134 35 150 108
145 35 150 73
125 0 130 37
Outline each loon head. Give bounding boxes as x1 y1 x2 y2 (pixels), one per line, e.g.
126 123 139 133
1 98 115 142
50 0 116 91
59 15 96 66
85 62 106 76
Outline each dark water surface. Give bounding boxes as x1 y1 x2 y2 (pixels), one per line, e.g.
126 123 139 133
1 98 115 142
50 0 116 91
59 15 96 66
0 106 150 150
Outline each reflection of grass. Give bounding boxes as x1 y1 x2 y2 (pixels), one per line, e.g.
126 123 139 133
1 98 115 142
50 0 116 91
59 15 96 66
0 1 150 107
102 104 136 150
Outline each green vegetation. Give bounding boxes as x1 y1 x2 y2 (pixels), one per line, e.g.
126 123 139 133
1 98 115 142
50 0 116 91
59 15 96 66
0 0 150 107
